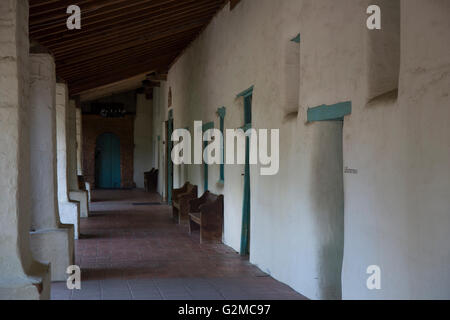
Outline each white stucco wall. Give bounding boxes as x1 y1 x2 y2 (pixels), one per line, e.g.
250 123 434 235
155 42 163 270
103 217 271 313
76 108 83 175
151 0 450 299
0 0 50 299
152 86 167 196
133 93 153 188
56 83 80 238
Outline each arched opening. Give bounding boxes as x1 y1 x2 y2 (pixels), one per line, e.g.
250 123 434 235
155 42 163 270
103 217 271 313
95 133 121 189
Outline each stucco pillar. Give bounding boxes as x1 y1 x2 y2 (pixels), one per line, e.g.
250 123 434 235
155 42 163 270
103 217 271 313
0 0 50 299
68 100 89 217
76 108 83 175
56 83 80 239
28 53 75 281
134 93 153 189
76 108 91 202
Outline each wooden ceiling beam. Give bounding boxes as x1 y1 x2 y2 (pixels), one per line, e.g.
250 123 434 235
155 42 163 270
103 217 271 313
30 0 202 39
54 19 216 67
51 14 211 60
30 0 173 31
69 55 177 94
29 0 227 94
31 0 222 44
57 38 193 79
55 27 198 72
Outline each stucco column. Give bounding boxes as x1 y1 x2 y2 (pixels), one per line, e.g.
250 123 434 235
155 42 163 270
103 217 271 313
0 0 50 299
56 83 80 239
28 53 75 281
76 108 83 175
76 108 91 202
68 99 89 217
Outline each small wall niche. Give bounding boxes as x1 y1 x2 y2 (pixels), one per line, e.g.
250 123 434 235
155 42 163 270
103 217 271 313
283 34 301 120
367 0 400 102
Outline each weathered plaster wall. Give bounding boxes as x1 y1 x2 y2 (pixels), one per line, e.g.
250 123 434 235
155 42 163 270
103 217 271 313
82 115 135 188
152 0 450 299
133 93 153 188
56 83 80 239
152 85 167 197
0 0 50 299
341 0 450 299
76 108 83 175
28 53 74 281
68 100 89 218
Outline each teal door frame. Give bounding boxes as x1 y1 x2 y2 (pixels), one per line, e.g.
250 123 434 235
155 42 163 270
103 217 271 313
307 101 352 122
238 86 253 256
167 110 174 204
95 132 121 189
202 121 214 192
217 107 226 184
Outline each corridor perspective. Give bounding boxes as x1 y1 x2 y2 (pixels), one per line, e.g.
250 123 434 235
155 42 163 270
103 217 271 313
1 0 449 303
51 189 305 300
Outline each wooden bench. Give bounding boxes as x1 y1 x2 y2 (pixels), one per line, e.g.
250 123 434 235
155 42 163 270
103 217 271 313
188 191 224 244
172 182 198 224
144 168 159 192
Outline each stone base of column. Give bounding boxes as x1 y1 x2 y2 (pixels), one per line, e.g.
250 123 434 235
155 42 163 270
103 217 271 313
59 201 80 239
0 261 51 300
30 225 74 281
69 190 89 218
85 182 92 203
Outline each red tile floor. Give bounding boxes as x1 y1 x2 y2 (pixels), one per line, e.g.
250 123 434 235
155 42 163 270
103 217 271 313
51 189 307 300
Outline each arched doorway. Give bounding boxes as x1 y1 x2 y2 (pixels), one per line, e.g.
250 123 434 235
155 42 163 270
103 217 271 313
95 133 121 189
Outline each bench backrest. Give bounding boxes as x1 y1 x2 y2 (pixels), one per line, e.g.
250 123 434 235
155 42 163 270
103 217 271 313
185 183 197 194
203 192 224 213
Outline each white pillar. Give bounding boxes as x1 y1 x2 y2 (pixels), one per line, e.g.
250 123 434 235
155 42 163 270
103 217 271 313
76 107 91 202
68 99 89 218
76 108 83 175
0 0 50 299
28 53 74 281
56 83 80 239
134 93 153 189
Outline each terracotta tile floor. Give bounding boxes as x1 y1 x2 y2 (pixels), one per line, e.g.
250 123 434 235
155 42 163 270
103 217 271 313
51 189 306 300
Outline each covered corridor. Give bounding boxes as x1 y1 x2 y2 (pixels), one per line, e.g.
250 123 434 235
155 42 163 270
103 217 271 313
51 189 305 300
1 0 449 301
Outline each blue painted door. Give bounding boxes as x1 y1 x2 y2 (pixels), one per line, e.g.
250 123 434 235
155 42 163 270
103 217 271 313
96 133 121 189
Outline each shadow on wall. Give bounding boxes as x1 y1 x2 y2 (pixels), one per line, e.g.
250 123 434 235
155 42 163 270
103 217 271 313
309 121 345 300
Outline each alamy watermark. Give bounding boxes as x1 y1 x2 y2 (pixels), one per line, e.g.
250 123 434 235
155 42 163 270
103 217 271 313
366 265 381 290
66 265 81 290
171 121 279 176
66 5 382 31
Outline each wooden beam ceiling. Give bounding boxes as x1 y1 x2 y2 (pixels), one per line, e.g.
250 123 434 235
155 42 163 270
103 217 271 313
29 0 229 95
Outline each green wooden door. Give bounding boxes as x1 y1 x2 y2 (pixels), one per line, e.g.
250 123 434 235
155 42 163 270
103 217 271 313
96 133 121 189
167 114 174 203
240 93 252 256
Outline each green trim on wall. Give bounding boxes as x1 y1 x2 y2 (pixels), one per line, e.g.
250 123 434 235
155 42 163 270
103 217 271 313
240 91 253 256
167 117 174 204
236 86 254 98
217 107 226 184
217 106 226 118
291 33 301 43
202 121 214 192
307 101 352 122
202 121 214 132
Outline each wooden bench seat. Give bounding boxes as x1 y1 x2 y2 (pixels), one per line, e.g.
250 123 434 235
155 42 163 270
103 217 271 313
188 191 224 244
189 211 201 225
172 182 198 224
